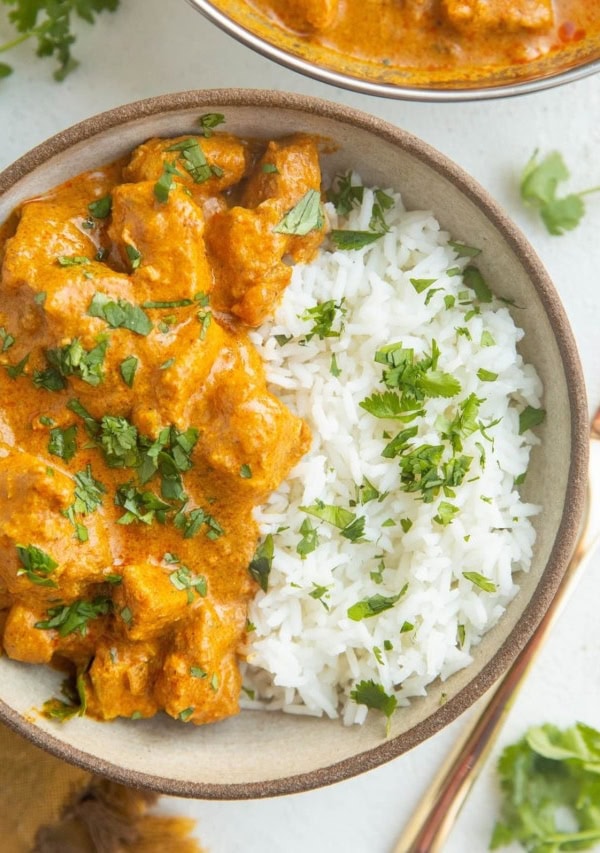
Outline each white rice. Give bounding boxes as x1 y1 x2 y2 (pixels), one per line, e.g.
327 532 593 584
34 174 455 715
242 176 542 725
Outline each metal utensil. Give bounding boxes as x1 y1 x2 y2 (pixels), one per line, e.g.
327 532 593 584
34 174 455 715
394 405 600 853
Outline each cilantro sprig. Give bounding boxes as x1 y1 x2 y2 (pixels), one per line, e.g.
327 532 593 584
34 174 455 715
520 150 600 236
492 722 600 852
0 1 121 82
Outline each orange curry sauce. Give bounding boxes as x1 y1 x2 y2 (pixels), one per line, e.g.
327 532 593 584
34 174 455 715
245 0 600 80
0 130 325 725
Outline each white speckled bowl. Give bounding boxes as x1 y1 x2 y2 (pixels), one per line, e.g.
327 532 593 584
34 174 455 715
0 90 588 798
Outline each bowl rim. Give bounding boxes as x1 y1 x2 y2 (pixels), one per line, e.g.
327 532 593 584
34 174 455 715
0 88 590 799
185 0 600 102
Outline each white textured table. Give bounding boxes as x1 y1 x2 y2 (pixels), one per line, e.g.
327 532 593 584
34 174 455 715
1 2 599 851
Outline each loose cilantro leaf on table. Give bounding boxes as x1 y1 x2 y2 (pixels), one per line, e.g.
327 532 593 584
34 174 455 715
491 722 600 852
0 1 121 82
520 150 600 235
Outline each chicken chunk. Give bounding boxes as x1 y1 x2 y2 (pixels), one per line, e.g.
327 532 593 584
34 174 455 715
111 561 192 642
269 0 338 31
86 638 161 720
442 0 553 31
0 450 111 603
107 181 213 303
206 136 326 326
153 600 245 725
123 135 251 198
194 337 311 497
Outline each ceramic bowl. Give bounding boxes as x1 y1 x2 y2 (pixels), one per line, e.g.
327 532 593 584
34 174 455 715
0 89 588 798
186 0 600 101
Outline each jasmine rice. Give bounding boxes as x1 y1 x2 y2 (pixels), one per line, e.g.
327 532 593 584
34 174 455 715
242 175 543 726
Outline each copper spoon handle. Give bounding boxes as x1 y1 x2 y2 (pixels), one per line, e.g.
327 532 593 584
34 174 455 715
393 409 600 853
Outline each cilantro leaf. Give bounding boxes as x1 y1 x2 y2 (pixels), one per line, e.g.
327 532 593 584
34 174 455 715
350 680 397 735
88 293 152 336
519 405 546 434
88 195 112 219
296 517 319 558
463 266 493 303
301 500 366 542
0 1 121 82
520 150 600 236
35 596 112 636
114 482 171 525
347 585 408 621
248 533 274 592
16 544 58 587
119 355 138 388
300 299 345 341
326 173 364 216
273 189 324 236
463 570 497 592
197 112 225 136
330 230 382 251
48 424 77 461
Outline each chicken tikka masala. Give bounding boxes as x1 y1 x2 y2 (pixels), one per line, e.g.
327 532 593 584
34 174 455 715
0 121 326 725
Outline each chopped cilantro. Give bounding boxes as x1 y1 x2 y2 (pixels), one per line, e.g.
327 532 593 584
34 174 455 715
88 195 112 219
330 230 382 250
169 564 207 603
350 679 397 735
327 173 364 216
433 500 459 526
5 353 29 379
115 482 171 525
88 293 152 335
300 299 345 341
296 518 319 558
154 160 184 203
48 424 77 461
0 327 15 351
347 586 408 621
174 505 224 540
273 189 324 236
463 571 497 593
477 368 498 382
240 464 252 479
16 544 58 587
35 596 112 636
248 534 274 592
410 277 437 293
197 113 225 136
463 266 493 303
119 355 138 387
519 405 546 434
301 500 366 542
448 240 481 258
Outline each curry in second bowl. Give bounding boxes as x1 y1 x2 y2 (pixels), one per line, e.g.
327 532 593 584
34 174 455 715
193 0 600 93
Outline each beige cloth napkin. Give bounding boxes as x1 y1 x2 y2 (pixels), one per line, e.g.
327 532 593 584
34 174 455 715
0 723 204 853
